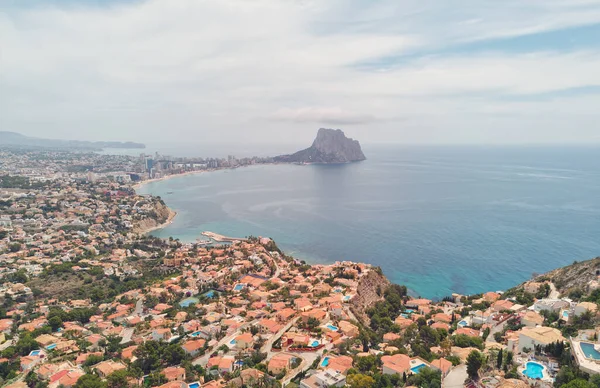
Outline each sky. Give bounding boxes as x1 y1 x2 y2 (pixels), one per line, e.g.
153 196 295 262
2 0 600 146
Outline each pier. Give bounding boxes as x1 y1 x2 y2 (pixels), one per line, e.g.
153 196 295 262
201 231 248 242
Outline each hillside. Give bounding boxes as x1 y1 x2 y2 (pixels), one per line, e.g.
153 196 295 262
537 256 600 295
0 131 145 150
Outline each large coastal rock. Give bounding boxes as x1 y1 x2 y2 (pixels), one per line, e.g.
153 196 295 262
275 128 366 164
350 268 390 326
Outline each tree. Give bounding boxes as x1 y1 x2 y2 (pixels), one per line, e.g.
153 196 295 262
48 316 63 332
306 317 320 331
75 374 107 388
561 379 596 388
440 337 452 358
504 351 513 372
107 370 129 388
496 348 503 370
407 367 442 388
347 374 375 388
466 350 485 380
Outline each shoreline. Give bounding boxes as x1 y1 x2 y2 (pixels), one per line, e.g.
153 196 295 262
132 169 211 190
135 206 178 235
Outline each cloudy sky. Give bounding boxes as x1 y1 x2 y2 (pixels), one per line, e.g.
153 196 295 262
2 0 600 146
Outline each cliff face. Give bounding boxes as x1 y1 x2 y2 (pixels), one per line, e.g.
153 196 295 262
133 200 174 234
350 269 391 326
536 257 600 295
275 128 366 164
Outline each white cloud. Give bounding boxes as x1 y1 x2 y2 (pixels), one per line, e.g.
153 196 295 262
1 0 600 144
270 107 377 125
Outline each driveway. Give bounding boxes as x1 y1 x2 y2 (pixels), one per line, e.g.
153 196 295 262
443 365 467 388
192 319 259 366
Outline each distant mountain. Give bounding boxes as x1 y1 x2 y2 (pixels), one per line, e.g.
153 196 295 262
274 128 366 164
0 131 145 150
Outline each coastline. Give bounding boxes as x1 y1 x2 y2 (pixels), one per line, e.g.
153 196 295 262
141 207 178 235
132 169 211 190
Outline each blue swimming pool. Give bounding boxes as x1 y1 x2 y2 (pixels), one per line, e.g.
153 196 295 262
204 290 215 298
233 284 244 291
321 357 330 367
180 297 199 307
562 311 569 318
188 383 200 388
458 320 468 327
29 350 41 356
229 339 237 345
405 309 415 314
580 343 600 360
522 362 545 379
343 295 351 301
326 325 338 331
411 364 427 373
310 340 320 347
46 344 57 350
190 331 201 337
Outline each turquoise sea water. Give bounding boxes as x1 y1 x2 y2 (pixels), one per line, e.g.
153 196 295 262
137 145 600 299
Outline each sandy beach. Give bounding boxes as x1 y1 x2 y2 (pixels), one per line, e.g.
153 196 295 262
132 169 210 191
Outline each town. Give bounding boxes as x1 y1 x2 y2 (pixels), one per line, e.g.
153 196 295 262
2 148 600 388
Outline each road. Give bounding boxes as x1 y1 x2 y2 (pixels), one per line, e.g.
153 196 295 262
134 298 144 316
549 283 560 299
486 320 507 346
0 337 15 351
281 350 323 387
261 317 299 355
443 365 468 388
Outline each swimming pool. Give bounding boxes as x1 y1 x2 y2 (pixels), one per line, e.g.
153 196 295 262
411 364 427 373
29 350 41 356
458 320 468 327
405 309 415 314
179 297 199 307
343 295 351 301
190 331 201 337
562 310 569 318
204 290 215 298
326 325 338 331
233 284 244 291
229 339 237 345
310 340 320 347
321 357 330 367
580 343 600 360
522 362 545 379
46 344 57 350
188 383 200 388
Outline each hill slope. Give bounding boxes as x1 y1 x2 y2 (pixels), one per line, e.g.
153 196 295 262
0 131 145 150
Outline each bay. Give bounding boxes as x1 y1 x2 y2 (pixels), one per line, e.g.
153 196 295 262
137 145 600 299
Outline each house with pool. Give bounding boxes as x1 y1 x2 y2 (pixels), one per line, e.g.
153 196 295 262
515 326 565 353
571 338 600 375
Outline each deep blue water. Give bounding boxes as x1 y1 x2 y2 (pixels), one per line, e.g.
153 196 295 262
137 145 600 299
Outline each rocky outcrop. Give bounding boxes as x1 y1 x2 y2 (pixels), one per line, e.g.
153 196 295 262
536 257 600 295
350 268 390 326
133 200 175 234
275 128 366 164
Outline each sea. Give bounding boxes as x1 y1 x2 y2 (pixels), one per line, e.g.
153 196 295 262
134 145 600 299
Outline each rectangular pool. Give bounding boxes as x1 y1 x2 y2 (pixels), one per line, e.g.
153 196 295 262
411 364 427 373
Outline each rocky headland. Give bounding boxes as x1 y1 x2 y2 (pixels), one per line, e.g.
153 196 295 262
275 128 366 164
